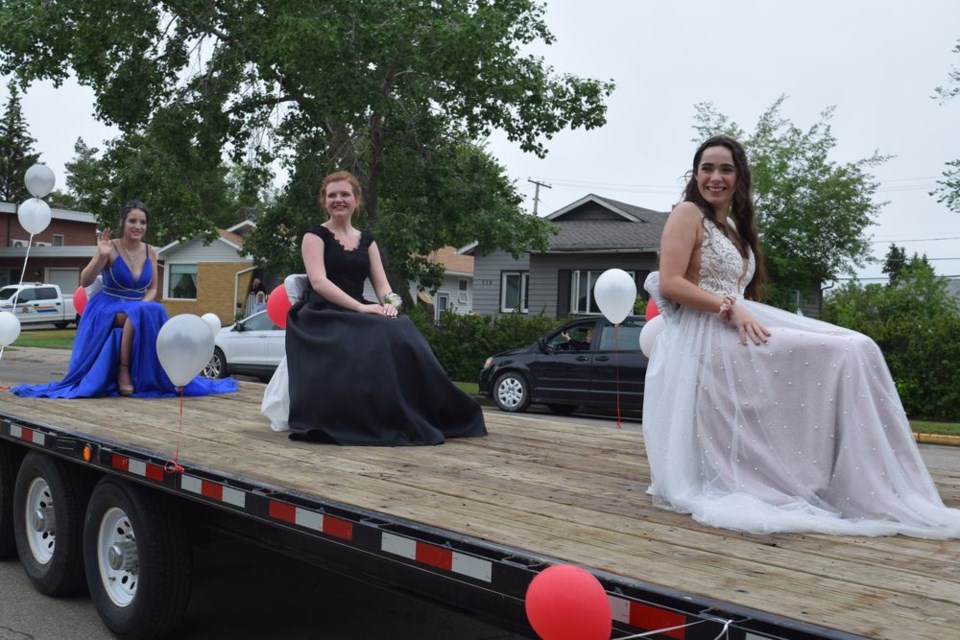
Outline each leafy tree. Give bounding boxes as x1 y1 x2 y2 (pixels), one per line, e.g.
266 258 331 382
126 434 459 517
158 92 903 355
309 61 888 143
882 243 932 286
0 80 40 202
933 39 960 213
823 264 960 420
0 1 613 292
693 97 889 309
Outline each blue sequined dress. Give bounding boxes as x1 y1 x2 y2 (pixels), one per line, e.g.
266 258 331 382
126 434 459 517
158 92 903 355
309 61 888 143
12 250 237 399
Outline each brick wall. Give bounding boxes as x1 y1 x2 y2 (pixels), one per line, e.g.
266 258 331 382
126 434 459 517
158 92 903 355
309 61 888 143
160 261 253 325
2 216 97 246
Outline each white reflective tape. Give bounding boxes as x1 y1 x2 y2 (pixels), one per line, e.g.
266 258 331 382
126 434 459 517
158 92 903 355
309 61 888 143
608 595 631 623
222 487 246 508
181 475 203 494
129 459 146 477
451 552 492 582
382 532 417 559
295 508 323 531
33 432 45 446
10 425 22 438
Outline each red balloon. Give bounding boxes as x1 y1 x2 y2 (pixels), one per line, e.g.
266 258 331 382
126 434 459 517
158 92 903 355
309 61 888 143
266 283 291 329
644 298 660 321
73 285 87 316
525 565 612 640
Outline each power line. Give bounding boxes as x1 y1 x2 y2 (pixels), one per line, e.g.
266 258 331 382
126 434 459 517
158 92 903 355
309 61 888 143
871 236 960 243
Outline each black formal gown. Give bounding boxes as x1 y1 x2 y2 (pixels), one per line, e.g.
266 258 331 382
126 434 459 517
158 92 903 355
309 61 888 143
285 225 487 445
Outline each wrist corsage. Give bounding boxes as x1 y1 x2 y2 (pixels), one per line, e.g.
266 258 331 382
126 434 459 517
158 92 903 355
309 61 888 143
384 292 402 308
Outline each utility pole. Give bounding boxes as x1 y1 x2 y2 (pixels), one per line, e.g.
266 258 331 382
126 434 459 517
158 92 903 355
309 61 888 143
527 178 552 216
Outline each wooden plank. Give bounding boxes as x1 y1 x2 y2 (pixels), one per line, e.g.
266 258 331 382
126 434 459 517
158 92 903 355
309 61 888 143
2 385 958 640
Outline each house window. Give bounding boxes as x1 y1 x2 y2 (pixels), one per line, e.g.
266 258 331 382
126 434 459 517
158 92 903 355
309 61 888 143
52 234 65 246
168 264 198 299
501 271 528 313
571 269 635 315
458 278 468 303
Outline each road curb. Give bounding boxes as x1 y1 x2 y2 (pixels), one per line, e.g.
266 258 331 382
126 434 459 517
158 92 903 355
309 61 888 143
914 433 960 447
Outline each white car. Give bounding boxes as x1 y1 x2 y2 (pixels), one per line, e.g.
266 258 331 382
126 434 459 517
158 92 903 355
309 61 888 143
203 311 285 381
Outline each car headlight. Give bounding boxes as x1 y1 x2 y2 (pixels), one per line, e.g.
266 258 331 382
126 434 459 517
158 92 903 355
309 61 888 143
483 357 493 369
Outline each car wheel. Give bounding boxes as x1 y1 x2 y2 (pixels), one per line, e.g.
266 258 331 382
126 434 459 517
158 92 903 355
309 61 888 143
54 322 68 330
494 372 531 413
203 348 227 379
547 404 577 416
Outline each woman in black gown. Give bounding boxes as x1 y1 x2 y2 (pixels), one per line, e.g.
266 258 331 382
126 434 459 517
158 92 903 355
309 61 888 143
284 170 487 445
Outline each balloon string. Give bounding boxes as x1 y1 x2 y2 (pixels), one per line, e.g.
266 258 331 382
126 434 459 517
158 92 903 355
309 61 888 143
164 387 186 474
615 324 621 429
11 233 34 309
617 617 731 639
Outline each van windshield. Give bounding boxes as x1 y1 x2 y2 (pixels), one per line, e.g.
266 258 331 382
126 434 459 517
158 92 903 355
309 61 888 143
0 287 18 301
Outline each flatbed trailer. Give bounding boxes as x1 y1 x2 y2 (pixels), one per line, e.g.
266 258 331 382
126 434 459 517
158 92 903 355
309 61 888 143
1 383 957 640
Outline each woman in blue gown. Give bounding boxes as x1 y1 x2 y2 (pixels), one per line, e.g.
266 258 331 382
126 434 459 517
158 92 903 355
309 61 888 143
13 201 236 399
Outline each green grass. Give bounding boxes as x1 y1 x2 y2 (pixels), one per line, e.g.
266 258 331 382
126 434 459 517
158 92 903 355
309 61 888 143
909 421 960 437
8 329 76 349
454 381 479 395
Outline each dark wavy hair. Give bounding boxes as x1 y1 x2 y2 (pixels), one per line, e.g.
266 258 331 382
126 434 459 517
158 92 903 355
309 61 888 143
117 200 151 242
683 135 766 300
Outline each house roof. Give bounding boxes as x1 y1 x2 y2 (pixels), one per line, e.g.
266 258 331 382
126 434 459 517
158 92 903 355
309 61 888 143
545 194 666 223
459 194 669 255
158 224 252 257
429 246 474 276
545 219 666 253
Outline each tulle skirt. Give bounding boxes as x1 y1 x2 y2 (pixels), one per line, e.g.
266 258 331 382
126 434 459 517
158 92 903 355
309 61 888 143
642 300 960 538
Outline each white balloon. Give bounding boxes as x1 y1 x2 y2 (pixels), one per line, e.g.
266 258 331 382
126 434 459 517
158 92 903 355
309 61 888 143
157 314 216 387
201 312 222 335
639 315 666 357
24 164 56 198
593 268 637 325
0 311 21 347
18 198 52 235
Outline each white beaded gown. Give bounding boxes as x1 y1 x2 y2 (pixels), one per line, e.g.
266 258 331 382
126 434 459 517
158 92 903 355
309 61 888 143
641 215 960 538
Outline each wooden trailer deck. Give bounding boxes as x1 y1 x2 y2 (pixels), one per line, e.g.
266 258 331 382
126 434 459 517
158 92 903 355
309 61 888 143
2 382 958 640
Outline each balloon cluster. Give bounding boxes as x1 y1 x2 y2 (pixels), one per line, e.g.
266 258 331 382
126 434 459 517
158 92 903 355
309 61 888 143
525 564 611 640
2 165 58 351
639 300 665 357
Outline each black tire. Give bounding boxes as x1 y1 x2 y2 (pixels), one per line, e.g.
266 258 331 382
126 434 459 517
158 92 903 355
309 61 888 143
0 443 24 559
547 404 578 416
13 451 92 595
54 321 68 330
203 347 227 379
493 371 531 413
84 478 191 640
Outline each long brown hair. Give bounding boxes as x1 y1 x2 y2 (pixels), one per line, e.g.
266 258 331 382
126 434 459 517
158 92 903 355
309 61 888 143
683 135 766 300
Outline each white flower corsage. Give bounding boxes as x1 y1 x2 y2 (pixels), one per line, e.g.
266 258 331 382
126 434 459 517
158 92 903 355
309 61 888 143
384 292 402 308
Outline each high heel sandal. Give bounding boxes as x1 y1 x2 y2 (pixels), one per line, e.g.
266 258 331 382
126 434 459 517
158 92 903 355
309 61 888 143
118 362 134 397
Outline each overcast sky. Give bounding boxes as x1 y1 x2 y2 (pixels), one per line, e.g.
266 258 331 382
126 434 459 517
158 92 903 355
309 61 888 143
5 0 960 281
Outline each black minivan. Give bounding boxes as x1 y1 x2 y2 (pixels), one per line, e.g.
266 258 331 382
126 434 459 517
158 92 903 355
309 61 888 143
478 316 648 415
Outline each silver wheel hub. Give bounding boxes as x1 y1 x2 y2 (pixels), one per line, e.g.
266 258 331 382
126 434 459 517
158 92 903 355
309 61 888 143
24 477 56 564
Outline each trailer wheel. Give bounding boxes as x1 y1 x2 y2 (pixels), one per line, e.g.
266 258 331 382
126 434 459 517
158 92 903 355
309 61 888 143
13 451 90 594
84 478 191 640
0 443 24 558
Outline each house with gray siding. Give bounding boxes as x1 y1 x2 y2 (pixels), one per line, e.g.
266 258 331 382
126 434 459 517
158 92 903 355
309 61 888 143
464 195 668 319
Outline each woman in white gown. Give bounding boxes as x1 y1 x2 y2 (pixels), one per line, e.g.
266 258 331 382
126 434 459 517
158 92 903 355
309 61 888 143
642 135 960 538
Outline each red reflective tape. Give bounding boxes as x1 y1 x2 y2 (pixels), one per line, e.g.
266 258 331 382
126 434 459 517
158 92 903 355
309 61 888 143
201 481 223 501
269 500 296 523
322 516 353 541
145 464 164 482
22 429 33 442
112 454 129 471
631 603 686 639
415 542 453 571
